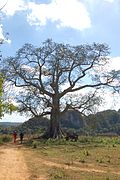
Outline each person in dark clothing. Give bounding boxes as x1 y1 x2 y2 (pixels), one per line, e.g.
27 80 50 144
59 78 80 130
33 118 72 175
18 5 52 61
19 132 24 144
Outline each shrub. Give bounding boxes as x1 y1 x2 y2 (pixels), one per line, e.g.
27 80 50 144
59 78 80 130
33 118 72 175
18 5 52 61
0 135 12 143
2 135 12 142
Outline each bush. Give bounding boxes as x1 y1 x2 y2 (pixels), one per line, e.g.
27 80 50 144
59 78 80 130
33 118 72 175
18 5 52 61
2 135 12 142
0 138 2 145
0 135 12 143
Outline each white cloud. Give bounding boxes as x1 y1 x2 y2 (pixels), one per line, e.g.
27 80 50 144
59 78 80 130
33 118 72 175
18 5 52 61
85 0 115 3
98 57 120 111
2 113 27 122
0 0 26 44
1 0 27 16
99 90 120 111
0 0 91 30
27 0 91 30
104 0 115 3
5 38 11 44
93 56 120 73
109 57 120 71
0 24 4 42
0 24 11 44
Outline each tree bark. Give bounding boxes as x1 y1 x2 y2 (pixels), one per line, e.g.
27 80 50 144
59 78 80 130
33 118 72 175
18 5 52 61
48 95 63 138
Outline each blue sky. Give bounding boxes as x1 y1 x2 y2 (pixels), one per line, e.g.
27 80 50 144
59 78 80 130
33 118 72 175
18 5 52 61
0 0 120 122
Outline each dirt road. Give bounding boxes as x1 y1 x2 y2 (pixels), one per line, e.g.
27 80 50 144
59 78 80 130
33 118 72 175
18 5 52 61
0 143 30 180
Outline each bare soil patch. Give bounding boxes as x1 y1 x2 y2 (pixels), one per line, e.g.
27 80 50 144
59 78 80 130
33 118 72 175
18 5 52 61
0 143 30 180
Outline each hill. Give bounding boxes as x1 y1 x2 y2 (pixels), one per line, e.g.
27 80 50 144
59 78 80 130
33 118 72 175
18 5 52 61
16 109 120 135
60 110 86 129
0 122 22 134
18 117 49 133
86 109 120 135
0 122 22 128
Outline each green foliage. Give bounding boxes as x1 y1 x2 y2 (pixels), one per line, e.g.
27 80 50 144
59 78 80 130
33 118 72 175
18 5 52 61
5 103 18 114
0 135 12 144
0 73 18 118
0 138 2 144
32 140 39 148
1 135 12 142
84 109 120 135
49 168 67 180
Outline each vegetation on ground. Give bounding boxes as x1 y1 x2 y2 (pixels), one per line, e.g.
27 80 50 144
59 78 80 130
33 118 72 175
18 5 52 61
0 133 120 179
0 134 12 144
22 136 120 180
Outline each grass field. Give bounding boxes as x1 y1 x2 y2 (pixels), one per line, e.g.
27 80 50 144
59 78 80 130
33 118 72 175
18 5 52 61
21 136 120 180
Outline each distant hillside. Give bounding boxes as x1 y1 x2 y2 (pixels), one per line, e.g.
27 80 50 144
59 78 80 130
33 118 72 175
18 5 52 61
17 109 120 135
60 110 86 129
86 109 120 135
18 117 49 133
0 122 22 134
18 110 86 133
0 122 22 128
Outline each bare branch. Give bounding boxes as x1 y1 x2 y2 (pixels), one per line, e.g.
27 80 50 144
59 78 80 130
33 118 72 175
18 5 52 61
0 0 8 11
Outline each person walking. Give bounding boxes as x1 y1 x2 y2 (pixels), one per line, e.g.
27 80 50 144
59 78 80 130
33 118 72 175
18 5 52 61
19 132 24 144
13 131 17 143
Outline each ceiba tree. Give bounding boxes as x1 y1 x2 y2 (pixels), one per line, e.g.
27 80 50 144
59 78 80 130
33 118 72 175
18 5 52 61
2 39 120 138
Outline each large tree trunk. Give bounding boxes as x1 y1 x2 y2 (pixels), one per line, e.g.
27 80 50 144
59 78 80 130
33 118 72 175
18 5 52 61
49 108 62 138
48 95 64 138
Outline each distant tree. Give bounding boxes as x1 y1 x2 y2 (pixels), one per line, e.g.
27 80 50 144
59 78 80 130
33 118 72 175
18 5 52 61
2 39 120 138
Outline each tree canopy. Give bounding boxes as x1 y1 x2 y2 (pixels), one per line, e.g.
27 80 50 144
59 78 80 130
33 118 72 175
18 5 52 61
1 39 120 138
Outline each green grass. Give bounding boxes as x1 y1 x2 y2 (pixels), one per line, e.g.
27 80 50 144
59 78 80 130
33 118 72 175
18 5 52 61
49 167 68 180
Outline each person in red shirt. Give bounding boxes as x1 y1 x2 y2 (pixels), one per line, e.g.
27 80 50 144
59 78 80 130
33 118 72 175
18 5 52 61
13 131 17 143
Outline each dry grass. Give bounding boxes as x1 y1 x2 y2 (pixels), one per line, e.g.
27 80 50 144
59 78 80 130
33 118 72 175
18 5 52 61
22 136 120 180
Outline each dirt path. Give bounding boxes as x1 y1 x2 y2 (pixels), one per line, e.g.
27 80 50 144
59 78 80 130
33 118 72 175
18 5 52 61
0 143 30 180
